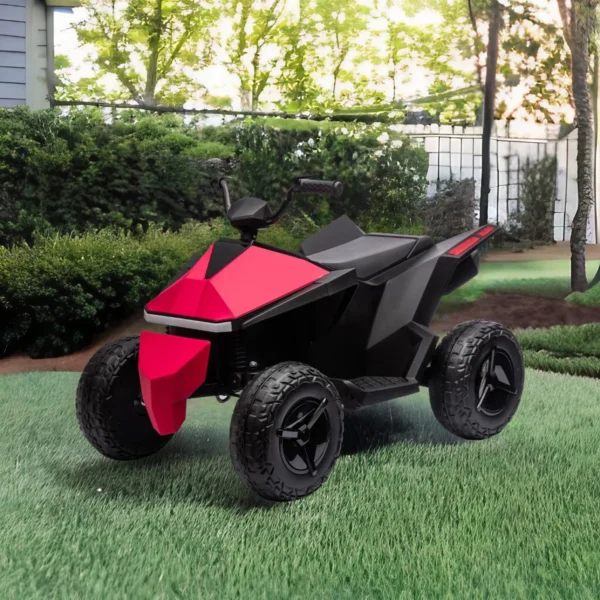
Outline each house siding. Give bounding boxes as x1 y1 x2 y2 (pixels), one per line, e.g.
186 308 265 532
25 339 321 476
26 0 48 108
0 0 26 107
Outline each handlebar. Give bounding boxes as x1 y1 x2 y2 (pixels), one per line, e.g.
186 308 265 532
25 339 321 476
217 177 344 226
219 178 231 211
270 178 343 224
295 178 344 198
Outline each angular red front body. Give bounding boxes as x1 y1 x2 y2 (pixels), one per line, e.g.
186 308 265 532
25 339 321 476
139 243 328 435
145 244 328 321
138 331 211 435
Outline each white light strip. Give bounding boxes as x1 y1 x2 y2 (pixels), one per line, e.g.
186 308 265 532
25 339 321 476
144 311 233 333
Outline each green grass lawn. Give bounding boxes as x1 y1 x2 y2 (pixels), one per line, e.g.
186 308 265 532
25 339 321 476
2 371 600 599
442 259 600 309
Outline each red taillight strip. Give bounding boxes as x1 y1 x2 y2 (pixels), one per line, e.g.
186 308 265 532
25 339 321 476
448 236 481 256
447 225 497 257
476 225 496 237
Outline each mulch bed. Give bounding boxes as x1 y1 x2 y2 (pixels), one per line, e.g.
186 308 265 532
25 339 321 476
2 292 600 376
431 292 600 334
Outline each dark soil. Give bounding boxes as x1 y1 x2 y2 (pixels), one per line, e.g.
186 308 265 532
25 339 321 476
431 292 600 335
2 292 600 376
0 316 162 376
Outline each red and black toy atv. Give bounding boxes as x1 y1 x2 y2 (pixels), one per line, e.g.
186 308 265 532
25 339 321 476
77 178 524 502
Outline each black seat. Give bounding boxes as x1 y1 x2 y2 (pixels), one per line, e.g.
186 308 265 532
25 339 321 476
305 233 433 280
300 215 433 280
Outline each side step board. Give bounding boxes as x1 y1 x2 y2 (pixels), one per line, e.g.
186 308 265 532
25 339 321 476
334 376 420 409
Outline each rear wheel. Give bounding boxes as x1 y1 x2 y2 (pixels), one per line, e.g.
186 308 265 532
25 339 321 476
230 362 344 502
428 320 524 440
76 336 174 460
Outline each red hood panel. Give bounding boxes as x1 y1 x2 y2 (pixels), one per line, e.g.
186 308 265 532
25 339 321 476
146 245 329 322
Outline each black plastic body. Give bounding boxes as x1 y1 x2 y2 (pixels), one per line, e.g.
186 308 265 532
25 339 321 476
163 216 496 410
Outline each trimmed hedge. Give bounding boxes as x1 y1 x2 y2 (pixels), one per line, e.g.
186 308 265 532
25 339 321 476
0 108 430 247
0 221 303 358
0 108 235 247
517 323 600 378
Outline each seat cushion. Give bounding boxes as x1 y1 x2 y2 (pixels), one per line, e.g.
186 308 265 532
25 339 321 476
306 234 418 280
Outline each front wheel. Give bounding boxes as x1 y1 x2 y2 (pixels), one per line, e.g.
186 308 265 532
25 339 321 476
76 336 174 460
428 320 524 440
230 362 344 502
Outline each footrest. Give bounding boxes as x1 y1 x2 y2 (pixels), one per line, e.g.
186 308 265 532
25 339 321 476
339 375 420 408
350 376 409 392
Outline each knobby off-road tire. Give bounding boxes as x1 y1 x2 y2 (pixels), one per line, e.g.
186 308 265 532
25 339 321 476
230 362 344 502
76 336 174 460
428 320 524 440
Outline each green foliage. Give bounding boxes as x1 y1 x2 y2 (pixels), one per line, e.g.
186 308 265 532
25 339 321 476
0 221 302 359
63 0 218 105
225 0 287 110
522 349 600 378
508 155 557 243
566 282 600 307
0 108 235 246
312 0 371 101
517 323 600 377
424 179 477 242
232 120 428 230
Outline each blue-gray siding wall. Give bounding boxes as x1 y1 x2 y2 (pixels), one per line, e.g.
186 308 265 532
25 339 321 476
0 0 26 107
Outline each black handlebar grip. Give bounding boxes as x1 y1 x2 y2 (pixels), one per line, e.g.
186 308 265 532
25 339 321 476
296 179 344 198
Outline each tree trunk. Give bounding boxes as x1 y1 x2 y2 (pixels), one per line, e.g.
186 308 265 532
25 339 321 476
479 0 502 226
143 0 162 106
568 1 596 291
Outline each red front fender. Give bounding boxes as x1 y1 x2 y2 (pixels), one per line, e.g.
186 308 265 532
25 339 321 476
138 331 211 435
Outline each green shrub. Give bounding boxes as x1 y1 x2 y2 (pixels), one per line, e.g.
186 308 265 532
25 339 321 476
232 121 428 231
0 108 235 246
424 179 477 242
0 108 429 245
0 221 303 358
566 283 600 307
507 155 557 243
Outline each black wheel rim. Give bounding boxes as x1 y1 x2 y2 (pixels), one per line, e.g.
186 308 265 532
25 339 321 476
475 345 517 417
276 397 330 477
132 393 148 417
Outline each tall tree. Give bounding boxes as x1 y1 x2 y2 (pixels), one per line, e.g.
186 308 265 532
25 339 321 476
374 0 415 103
225 0 287 110
480 0 502 225
409 0 571 124
312 0 369 101
67 0 217 106
276 18 320 110
557 0 598 291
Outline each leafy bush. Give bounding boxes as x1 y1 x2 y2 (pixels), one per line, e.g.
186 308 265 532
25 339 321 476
424 179 477 242
0 108 429 246
0 221 303 358
232 121 429 231
0 108 235 247
566 280 600 307
507 155 557 243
